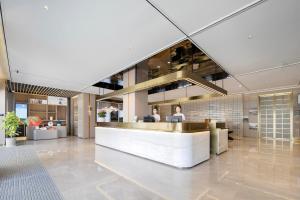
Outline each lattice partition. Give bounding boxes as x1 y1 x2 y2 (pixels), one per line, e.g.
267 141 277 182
156 95 244 137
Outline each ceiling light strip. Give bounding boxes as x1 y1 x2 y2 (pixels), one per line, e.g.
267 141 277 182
237 61 300 77
189 0 268 37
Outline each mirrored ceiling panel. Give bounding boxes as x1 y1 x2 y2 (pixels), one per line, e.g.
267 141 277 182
93 39 229 95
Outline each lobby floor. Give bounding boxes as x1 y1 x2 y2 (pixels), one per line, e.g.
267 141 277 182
26 137 300 200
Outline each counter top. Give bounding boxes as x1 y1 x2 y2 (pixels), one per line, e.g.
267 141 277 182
96 122 212 133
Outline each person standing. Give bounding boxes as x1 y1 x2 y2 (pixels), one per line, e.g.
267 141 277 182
173 105 185 121
152 107 161 122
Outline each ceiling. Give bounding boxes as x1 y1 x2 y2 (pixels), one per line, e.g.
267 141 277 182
1 0 299 94
6 81 79 97
0 11 9 79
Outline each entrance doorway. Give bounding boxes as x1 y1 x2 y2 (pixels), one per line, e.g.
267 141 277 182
259 93 293 141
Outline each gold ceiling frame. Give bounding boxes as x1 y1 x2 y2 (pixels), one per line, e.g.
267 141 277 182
97 70 227 101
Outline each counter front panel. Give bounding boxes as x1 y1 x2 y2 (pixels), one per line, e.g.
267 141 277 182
95 126 210 168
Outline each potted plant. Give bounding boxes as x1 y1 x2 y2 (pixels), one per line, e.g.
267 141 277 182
0 112 20 147
98 111 106 122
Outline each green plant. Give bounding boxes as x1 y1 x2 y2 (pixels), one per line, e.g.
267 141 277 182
0 112 20 138
98 111 106 118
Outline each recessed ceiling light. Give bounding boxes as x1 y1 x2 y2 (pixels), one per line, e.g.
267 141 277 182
44 5 49 10
167 61 170 64
247 35 253 39
157 66 160 69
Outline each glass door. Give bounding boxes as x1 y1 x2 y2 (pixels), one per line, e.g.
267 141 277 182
259 93 292 141
259 96 274 139
274 94 291 140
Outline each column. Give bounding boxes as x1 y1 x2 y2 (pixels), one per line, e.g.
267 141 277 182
123 62 149 122
77 93 95 138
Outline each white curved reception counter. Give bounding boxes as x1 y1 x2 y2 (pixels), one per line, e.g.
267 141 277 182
95 125 210 168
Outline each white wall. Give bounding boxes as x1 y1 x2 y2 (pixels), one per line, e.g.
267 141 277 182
0 80 7 145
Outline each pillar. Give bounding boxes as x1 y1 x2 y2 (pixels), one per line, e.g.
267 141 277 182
123 62 149 122
77 93 96 138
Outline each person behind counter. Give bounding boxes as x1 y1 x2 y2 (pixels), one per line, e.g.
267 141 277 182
152 107 161 122
173 105 186 121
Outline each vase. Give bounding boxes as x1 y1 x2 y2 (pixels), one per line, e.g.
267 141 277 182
6 137 16 147
99 117 105 122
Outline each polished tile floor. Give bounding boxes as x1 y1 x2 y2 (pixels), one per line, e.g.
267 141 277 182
26 137 300 200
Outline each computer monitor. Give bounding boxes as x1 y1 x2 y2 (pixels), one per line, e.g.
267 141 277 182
171 116 182 123
166 116 182 123
143 115 155 122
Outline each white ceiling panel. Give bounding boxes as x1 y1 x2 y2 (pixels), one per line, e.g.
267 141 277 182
81 86 101 95
1 0 185 91
0 13 9 80
215 78 248 94
192 0 300 75
80 86 114 95
11 70 83 91
236 64 300 90
150 0 256 35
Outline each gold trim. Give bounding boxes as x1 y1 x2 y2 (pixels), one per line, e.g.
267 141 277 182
97 70 227 100
96 122 225 133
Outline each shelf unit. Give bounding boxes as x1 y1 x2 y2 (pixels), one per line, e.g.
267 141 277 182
15 93 68 127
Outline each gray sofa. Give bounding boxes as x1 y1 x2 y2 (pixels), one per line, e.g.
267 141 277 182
26 126 67 140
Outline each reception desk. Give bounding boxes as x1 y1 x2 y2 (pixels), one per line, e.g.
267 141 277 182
95 122 210 168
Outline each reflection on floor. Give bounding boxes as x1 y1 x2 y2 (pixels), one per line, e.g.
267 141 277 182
27 137 300 200
28 137 161 200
